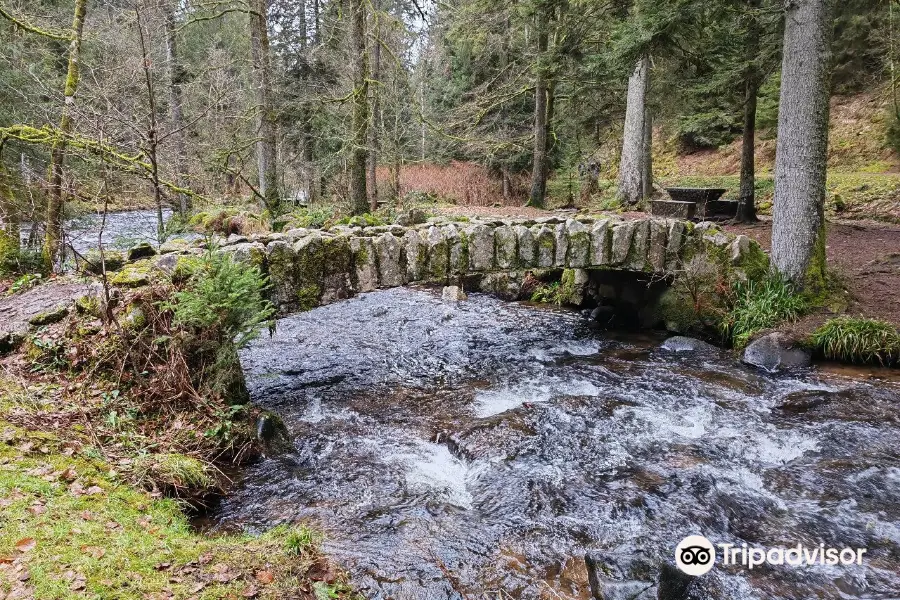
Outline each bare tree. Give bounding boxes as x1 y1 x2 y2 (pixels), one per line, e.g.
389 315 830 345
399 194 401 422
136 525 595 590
250 0 280 215
163 0 191 216
527 0 552 208
44 0 88 271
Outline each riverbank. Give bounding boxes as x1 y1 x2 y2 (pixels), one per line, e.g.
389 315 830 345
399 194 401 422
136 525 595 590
0 263 356 599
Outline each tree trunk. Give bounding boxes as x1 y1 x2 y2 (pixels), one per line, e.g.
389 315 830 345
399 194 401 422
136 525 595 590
0 164 20 266
349 0 369 215
737 74 759 222
527 0 551 208
771 0 835 285
43 0 87 272
737 0 760 223
163 1 191 216
618 55 649 205
367 0 381 212
250 0 280 216
641 106 653 201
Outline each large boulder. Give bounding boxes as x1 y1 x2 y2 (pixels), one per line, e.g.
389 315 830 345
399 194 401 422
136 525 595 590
742 332 811 372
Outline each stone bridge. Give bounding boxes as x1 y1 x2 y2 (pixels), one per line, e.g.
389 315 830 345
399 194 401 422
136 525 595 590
196 215 760 315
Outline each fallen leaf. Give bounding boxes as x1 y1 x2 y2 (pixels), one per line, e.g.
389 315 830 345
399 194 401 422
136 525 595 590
198 552 213 565
59 467 77 481
189 582 206 594
14 538 36 553
85 485 104 496
81 545 105 559
28 504 46 516
242 584 259 597
254 570 274 585
154 562 171 571
80 510 94 521
0 556 14 564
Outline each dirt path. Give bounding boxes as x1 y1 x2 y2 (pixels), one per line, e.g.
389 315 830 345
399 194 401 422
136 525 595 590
725 218 900 325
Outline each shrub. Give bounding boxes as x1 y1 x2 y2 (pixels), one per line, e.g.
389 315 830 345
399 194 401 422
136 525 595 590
170 249 274 349
811 317 900 365
530 281 562 305
721 274 807 347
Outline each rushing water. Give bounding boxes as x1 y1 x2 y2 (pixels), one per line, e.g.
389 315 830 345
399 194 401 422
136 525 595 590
216 287 900 599
21 208 176 256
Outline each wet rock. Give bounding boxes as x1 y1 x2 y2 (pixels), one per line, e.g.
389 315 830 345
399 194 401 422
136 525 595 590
126 242 157 261
585 551 657 600
660 336 719 354
590 305 615 325
656 562 698 600
441 285 467 302
742 333 811 372
159 239 189 254
774 389 855 413
255 412 292 454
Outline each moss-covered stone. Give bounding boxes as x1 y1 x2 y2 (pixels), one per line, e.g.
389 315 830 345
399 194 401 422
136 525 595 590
80 250 125 275
28 304 69 326
110 261 154 287
425 226 449 280
127 242 157 261
296 284 322 311
565 219 590 268
557 268 589 306
403 230 427 282
534 225 555 268
494 225 518 270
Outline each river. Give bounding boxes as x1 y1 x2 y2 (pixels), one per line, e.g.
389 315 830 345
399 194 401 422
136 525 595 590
208 287 900 599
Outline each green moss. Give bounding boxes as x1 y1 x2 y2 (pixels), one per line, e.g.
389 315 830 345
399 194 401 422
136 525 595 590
354 244 369 267
131 452 213 491
297 285 321 311
74 294 100 317
653 286 703 333
110 261 154 288
28 305 69 327
80 250 125 275
0 422 347 600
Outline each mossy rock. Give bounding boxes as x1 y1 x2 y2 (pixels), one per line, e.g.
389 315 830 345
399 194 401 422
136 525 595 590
75 294 101 317
110 261 154 288
80 250 126 275
127 242 158 261
28 304 70 326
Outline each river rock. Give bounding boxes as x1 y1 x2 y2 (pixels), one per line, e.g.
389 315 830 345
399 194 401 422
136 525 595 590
774 389 855 413
660 336 719 354
127 242 157 261
742 332 811 372
441 285 467 302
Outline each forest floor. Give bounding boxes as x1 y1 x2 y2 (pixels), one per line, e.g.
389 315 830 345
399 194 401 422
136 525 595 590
724 217 900 329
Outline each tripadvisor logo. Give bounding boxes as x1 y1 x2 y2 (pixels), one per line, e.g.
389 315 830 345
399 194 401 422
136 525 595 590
674 535 868 576
675 535 716 576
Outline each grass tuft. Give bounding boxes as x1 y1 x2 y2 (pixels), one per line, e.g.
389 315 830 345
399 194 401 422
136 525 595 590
721 274 808 347
811 317 900 365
